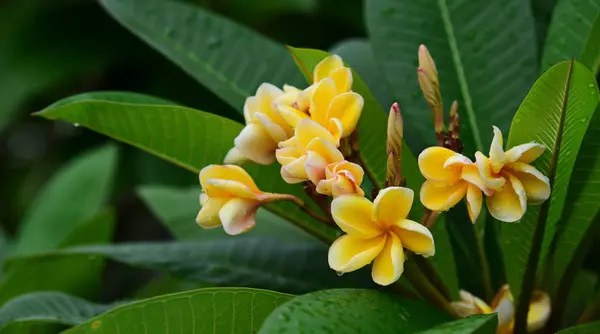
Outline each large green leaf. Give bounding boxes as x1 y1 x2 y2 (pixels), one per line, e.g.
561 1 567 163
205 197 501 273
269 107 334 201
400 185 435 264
557 321 600 333
329 38 394 110
137 186 315 242
100 0 303 113
14 144 117 255
5 238 373 294
500 61 599 327
65 288 292 334
416 314 498 334
37 92 337 243
0 292 115 329
259 289 451 333
0 211 115 305
541 0 600 73
429 215 459 300
366 0 538 155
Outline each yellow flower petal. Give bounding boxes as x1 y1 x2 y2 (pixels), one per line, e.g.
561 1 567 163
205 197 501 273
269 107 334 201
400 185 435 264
330 67 353 93
418 147 462 183
505 142 545 164
310 78 337 126
218 198 259 235
466 184 483 223
327 118 344 146
451 290 493 317
327 92 363 137
328 234 386 273
491 285 515 327
196 197 228 228
489 125 506 173
486 172 527 222
280 155 308 184
275 146 303 166
527 291 551 331
313 54 344 83
295 85 314 112
506 162 551 204
336 161 365 185
420 180 468 212
274 84 301 107
254 112 289 143
305 139 344 185
393 219 435 257
373 187 414 227
331 195 382 238
233 123 277 165
205 179 258 199
316 177 335 196
199 165 259 192
278 104 309 128
461 164 488 194
372 232 405 286
295 119 337 149
223 147 247 165
306 137 344 164
243 96 260 124
332 176 364 197
475 152 506 190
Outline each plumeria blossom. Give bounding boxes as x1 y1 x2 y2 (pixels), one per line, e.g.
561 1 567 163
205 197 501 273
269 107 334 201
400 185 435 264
196 165 295 235
276 119 344 184
278 55 363 145
328 187 435 286
418 147 487 222
475 126 550 222
224 83 297 165
316 160 365 197
451 286 550 334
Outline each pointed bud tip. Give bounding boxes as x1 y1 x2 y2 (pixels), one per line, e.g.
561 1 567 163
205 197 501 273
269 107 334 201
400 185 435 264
417 67 425 73
391 102 400 114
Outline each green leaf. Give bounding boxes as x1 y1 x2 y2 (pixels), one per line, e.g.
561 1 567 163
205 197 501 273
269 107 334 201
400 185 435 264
259 289 451 333
365 0 538 155
5 239 373 294
415 314 498 334
65 288 292 334
541 0 600 74
500 61 599 324
99 0 303 113
137 186 316 242
429 215 459 299
562 270 598 326
557 321 600 333
0 292 114 328
37 91 337 244
14 144 117 255
329 38 394 110
0 211 115 305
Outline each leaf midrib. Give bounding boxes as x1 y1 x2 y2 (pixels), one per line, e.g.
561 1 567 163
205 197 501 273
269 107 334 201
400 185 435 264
437 0 484 152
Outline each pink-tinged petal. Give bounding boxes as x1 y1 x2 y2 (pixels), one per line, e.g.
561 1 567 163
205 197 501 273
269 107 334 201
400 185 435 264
393 219 435 257
491 285 515 327
278 104 309 128
327 92 363 137
313 54 344 82
418 147 462 183
196 197 228 228
254 112 289 143
305 150 328 185
505 142 545 164
506 162 551 204
526 291 551 331
451 290 493 317
372 232 405 286
335 161 365 185
310 78 337 126
199 165 259 192
331 195 382 238
218 198 260 235
328 234 386 273
373 187 414 226
475 152 506 190
330 67 353 93
233 124 277 165
205 179 258 199
466 184 483 223
489 125 506 173
280 155 309 184
316 177 335 196
332 176 364 197
420 180 468 212
243 96 259 124
223 147 247 165
486 172 527 222
275 146 303 166
295 119 337 150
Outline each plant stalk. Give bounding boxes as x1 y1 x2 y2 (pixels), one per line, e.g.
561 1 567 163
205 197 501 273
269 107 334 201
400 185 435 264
404 259 459 317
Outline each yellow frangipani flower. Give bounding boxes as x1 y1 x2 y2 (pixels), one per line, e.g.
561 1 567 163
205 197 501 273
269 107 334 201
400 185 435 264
196 165 295 235
316 160 365 197
328 187 435 286
224 83 297 165
418 147 487 222
276 119 344 184
278 55 363 144
451 286 550 334
475 126 550 222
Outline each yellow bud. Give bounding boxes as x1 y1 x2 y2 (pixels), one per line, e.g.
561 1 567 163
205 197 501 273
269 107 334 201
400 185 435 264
386 102 404 186
417 45 444 134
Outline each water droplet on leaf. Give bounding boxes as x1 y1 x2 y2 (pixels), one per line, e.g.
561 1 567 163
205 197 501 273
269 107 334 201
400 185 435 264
336 271 344 276
580 117 588 123
514 118 521 124
207 36 221 48
73 123 80 127
589 83 595 88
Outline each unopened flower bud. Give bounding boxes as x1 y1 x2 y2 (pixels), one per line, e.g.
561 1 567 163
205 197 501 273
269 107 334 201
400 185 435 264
418 45 444 134
449 100 460 139
386 102 404 186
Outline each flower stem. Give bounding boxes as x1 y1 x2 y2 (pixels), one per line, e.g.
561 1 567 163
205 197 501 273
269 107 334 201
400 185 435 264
414 256 451 301
303 182 335 224
286 193 334 226
404 259 459 317
577 294 600 325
